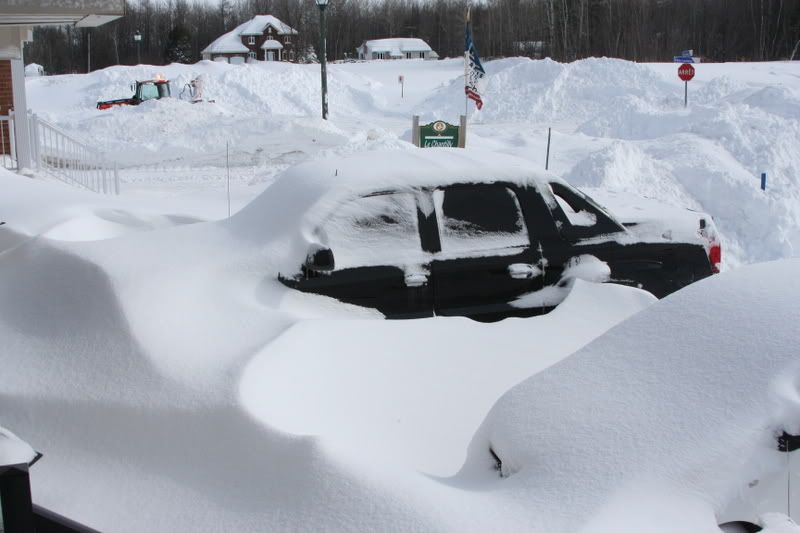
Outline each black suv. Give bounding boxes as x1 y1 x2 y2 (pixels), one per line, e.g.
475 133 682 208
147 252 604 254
267 150 720 321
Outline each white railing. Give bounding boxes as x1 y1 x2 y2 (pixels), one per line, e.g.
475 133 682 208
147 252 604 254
27 112 119 195
0 114 17 171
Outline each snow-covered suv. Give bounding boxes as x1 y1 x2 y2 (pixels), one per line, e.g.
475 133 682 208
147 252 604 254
236 149 721 320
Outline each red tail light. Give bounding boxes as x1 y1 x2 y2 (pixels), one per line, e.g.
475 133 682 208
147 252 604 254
709 243 721 274
699 217 721 274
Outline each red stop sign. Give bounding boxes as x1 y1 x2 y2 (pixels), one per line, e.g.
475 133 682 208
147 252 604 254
678 63 695 81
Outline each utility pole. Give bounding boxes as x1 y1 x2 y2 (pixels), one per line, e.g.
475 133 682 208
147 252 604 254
315 0 330 119
87 29 91 72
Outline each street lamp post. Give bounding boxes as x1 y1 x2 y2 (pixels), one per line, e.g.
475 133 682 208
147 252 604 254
134 30 142 65
315 0 329 120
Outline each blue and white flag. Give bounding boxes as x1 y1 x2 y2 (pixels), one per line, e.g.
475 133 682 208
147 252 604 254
465 15 486 110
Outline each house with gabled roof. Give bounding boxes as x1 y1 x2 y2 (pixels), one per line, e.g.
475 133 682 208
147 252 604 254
356 38 438 60
201 15 298 64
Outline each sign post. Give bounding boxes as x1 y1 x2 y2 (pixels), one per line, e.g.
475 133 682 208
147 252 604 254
678 63 695 108
412 116 466 148
398 75 404 98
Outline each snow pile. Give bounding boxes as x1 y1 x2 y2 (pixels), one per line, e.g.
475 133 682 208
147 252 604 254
419 57 671 127
239 279 654 476
463 258 800 532
0 168 203 250
416 58 800 265
25 63 44 77
3 186 798 532
25 61 412 167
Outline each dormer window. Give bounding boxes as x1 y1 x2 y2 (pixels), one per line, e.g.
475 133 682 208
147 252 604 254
268 27 273 34
284 36 290 44
248 35 255 45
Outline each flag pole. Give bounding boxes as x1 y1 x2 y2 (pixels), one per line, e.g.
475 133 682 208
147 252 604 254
464 7 470 121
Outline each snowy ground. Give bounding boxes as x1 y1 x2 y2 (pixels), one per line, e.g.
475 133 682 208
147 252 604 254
24 57 800 264
1 57 798 532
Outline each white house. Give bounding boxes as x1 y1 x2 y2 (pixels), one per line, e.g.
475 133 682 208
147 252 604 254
356 38 438 60
201 15 299 64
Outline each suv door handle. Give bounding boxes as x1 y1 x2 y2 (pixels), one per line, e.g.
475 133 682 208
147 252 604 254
404 273 428 287
508 263 542 280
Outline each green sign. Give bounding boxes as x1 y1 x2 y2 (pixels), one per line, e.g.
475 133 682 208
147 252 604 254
420 120 460 148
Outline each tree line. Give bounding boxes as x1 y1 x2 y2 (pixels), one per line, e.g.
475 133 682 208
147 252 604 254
24 0 800 75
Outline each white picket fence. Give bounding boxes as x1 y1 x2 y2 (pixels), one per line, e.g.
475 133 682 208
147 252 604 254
0 111 119 194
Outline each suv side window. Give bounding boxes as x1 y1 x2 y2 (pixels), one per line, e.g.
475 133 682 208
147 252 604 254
434 184 530 255
318 192 422 269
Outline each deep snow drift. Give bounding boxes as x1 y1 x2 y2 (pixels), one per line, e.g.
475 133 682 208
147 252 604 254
2 180 798 530
0 162 655 529
6 55 799 531
463 258 800 532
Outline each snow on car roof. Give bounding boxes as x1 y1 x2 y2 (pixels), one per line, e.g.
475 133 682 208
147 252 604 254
235 148 549 227
229 148 554 272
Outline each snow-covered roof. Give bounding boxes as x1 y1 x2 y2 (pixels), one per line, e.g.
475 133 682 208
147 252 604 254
261 39 284 50
240 15 297 36
201 15 297 55
360 38 433 55
201 21 251 55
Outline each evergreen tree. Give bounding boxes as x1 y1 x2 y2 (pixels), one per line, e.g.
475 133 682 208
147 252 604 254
164 24 193 64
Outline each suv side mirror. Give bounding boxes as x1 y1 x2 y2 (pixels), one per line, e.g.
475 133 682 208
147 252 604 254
305 248 335 272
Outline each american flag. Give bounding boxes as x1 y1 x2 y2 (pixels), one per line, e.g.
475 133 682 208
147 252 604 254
464 18 486 110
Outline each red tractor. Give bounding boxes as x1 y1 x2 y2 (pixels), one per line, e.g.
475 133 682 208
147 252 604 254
97 78 171 110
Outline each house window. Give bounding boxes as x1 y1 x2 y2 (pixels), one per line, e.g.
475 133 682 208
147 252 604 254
406 52 412 59
248 35 255 45
248 51 256 60
268 27 273 34
284 36 290 44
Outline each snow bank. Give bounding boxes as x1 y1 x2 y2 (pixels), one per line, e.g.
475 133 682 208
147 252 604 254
463 258 800 532
26 58 800 265
25 61 414 167
0 168 204 248
239 280 654 476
